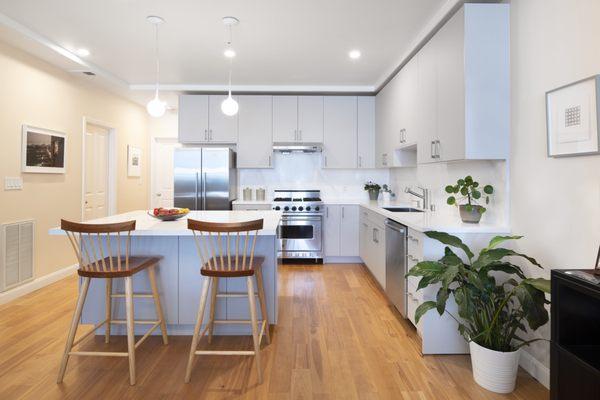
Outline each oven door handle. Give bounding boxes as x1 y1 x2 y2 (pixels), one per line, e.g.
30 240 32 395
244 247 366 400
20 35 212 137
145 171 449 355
280 216 322 222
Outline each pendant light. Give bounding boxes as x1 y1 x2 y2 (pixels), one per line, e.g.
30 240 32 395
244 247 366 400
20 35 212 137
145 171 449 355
221 16 239 116
146 15 167 118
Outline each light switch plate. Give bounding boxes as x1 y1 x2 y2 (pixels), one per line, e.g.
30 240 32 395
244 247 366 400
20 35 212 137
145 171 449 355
4 177 23 190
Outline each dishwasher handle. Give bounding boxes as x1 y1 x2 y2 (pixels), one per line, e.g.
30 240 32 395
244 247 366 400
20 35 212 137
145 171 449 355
385 219 406 233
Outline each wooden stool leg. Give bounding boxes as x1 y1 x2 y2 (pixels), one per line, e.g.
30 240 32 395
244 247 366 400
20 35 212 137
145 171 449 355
247 276 263 383
207 277 218 344
148 266 169 345
184 277 211 383
105 278 112 344
57 277 91 383
125 276 136 385
255 268 270 344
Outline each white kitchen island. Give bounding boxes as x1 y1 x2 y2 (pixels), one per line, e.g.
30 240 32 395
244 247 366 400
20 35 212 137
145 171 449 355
49 210 282 336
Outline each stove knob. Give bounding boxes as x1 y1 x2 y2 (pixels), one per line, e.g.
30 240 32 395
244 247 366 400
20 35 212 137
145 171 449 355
274 206 281 211
291 206 297 211
284 206 289 211
315 206 320 211
298 206 304 211
306 206 311 211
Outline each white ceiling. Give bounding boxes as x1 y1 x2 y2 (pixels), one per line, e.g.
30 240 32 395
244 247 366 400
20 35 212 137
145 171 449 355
0 0 450 104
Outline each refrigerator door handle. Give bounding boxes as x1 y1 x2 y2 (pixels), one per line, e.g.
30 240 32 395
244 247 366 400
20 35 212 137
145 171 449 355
194 172 199 210
202 172 207 210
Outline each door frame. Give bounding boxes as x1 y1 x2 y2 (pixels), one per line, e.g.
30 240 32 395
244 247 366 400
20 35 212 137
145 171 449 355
149 136 180 208
81 117 117 220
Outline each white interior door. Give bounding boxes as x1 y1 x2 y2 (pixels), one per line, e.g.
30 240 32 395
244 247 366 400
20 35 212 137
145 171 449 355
83 124 109 220
151 139 180 208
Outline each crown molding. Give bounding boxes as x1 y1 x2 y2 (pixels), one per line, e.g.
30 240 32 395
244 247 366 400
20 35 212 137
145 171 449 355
129 84 376 94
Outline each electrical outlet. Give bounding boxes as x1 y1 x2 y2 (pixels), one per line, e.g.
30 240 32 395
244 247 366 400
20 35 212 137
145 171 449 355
4 177 23 190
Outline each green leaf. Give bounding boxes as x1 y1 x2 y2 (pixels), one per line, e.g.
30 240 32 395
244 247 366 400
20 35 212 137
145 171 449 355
472 182 479 188
465 176 473 184
483 185 494 194
425 231 474 261
440 246 463 266
486 235 524 250
478 207 486 214
447 196 456 205
436 288 449 315
460 187 469 196
472 190 481 199
480 262 526 279
445 185 455 193
453 185 460 194
522 278 551 294
457 179 465 185
406 261 445 277
465 204 473 212
474 248 542 269
515 283 549 330
415 301 437 324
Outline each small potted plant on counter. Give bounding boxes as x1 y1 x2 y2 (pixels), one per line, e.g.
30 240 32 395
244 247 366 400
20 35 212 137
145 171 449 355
364 181 381 201
446 175 494 223
407 232 550 394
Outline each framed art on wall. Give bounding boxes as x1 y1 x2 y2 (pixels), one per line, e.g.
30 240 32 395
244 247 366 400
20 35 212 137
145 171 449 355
546 75 600 157
127 145 142 177
21 125 67 173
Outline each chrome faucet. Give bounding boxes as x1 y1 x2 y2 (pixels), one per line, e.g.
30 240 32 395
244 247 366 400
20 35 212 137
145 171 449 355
405 186 430 211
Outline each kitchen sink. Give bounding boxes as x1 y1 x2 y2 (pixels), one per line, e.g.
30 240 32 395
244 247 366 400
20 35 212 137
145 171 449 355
382 207 424 213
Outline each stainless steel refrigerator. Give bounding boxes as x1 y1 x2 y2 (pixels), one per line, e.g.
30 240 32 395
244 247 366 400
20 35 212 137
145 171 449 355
174 148 237 210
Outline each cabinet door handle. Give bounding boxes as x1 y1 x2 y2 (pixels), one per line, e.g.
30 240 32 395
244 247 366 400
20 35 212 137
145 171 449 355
298 130 302 141
431 141 435 159
342 206 345 219
268 155 271 166
324 155 327 167
358 155 362 168
326 207 329 218
436 140 441 159
204 129 208 141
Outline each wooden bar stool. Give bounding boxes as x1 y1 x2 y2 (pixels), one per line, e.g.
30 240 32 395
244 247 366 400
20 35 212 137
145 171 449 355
57 219 168 386
184 218 270 384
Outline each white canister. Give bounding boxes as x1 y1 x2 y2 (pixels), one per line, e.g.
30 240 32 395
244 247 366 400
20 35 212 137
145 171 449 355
242 187 253 201
256 188 266 201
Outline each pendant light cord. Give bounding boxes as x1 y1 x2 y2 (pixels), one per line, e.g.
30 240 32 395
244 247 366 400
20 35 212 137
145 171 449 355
227 24 233 96
154 23 160 98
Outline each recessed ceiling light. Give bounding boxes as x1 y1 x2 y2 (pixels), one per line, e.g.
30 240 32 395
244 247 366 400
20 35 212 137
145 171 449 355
349 50 361 60
75 48 90 57
224 48 236 58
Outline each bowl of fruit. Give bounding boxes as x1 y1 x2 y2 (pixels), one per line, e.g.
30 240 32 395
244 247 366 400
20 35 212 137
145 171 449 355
149 207 190 221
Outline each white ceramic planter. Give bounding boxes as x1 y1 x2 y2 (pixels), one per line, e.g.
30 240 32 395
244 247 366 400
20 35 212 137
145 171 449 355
469 341 520 394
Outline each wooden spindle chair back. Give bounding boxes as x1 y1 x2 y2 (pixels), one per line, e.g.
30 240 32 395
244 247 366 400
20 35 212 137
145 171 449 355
61 219 136 274
187 218 264 277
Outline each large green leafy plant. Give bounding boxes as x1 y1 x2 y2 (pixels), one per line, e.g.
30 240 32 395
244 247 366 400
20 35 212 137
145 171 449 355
407 232 550 352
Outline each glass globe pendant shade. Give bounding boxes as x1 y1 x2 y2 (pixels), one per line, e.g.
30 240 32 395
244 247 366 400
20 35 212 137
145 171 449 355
221 94 239 116
147 94 166 117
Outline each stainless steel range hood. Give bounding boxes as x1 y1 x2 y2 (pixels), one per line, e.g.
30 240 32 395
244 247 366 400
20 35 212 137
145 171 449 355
272 143 323 153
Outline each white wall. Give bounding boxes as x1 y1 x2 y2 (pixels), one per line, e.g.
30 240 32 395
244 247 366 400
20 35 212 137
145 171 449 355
239 153 389 200
508 0 600 374
389 160 508 226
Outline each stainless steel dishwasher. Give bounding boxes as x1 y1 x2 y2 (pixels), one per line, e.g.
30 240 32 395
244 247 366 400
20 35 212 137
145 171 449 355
385 219 407 318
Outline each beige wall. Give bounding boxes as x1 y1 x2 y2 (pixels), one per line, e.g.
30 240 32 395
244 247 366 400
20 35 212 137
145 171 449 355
509 0 600 372
0 41 150 279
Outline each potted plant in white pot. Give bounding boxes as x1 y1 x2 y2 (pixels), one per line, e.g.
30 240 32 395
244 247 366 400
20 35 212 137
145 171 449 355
446 176 494 223
364 181 382 201
407 232 550 394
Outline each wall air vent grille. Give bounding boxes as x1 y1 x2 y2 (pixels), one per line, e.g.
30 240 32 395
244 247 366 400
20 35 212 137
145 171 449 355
1 220 34 292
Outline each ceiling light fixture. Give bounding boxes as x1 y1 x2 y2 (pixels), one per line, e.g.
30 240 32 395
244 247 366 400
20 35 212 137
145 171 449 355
221 16 239 116
349 49 361 60
146 15 167 118
75 48 90 57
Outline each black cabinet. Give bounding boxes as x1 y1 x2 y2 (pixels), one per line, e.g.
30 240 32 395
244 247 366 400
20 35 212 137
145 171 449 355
551 270 600 400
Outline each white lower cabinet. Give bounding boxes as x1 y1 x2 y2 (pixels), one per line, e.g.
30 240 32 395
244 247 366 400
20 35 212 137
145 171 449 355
358 206 386 289
324 205 359 258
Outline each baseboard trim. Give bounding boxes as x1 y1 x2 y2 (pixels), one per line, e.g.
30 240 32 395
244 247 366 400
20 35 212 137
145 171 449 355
0 264 77 305
520 349 550 389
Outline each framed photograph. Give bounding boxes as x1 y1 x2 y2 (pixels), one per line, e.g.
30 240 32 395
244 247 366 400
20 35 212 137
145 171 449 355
127 145 142 177
21 125 67 173
546 75 600 157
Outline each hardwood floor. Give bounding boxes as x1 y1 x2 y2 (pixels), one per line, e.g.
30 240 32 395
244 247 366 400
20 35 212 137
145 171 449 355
0 264 549 399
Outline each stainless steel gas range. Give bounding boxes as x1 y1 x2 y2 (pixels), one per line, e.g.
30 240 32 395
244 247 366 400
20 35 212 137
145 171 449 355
272 190 323 262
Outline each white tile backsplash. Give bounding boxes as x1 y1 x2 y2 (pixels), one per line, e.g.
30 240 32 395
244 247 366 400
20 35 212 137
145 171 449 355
238 153 390 201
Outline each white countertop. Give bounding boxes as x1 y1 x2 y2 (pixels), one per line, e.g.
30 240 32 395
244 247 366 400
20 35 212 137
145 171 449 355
49 210 283 236
232 199 272 205
358 201 510 234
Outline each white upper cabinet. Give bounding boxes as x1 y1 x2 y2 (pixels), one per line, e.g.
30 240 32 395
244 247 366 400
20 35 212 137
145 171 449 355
237 96 273 168
178 95 209 143
417 4 509 164
273 96 298 142
357 97 376 169
398 56 419 147
178 95 238 143
298 96 324 142
323 96 357 169
375 83 392 168
208 95 238 143
273 96 324 143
